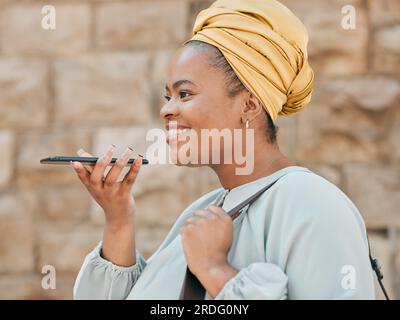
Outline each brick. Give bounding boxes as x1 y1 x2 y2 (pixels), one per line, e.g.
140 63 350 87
151 50 176 114
37 224 102 273
0 273 75 299
368 0 400 28
0 274 40 299
95 0 188 50
37 185 91 223
0 191 36 273
0 58 48 129
0 130 14 189
0 3 90 55
281 0 368 75
386 108 400 164
54 54 152 126
372 26 400 74
343 164 400 229
295 79 383 165
303 164 342 186
16 129 91 187
326 76 400 112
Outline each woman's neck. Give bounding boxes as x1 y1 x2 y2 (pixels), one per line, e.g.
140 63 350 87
210 143 295 190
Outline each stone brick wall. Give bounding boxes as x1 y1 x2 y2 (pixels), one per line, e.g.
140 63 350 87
0 0 399 299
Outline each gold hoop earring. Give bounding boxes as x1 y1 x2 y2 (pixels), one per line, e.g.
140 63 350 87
245 119 249 129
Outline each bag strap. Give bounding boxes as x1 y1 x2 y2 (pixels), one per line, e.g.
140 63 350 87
179 175 391 300
367 234 390 300
179 179 281 300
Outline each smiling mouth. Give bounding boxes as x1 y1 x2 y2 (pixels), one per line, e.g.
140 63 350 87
166 127 193 144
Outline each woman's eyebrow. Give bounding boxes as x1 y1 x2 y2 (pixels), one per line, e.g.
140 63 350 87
165 79 196 92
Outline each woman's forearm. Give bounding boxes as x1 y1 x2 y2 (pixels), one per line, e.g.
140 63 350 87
101 217 136 267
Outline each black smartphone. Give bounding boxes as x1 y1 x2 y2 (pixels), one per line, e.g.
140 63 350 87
40 156 149 166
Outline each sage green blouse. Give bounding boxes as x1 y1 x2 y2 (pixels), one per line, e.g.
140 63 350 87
73 166 375 299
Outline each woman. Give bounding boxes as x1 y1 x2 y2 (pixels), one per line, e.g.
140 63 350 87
72 0 375 299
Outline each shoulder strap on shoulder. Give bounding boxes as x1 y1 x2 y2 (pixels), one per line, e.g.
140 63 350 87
227 178 280 220
367 234 390 300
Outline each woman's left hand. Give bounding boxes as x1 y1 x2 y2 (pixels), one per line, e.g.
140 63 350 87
180 205 238 298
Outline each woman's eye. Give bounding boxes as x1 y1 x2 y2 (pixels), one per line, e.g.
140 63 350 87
163 95 171 101
179 91 191 99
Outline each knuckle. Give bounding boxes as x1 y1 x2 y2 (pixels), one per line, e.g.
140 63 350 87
130 166 140 174
194 209 206 216
125 176 136 184
185 222 195 230
185 217 195 224
204 211 215 220
209 205 223 214
103 180 114 187
193 221 203 227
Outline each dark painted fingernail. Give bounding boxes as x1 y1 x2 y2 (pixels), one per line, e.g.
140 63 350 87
128 146 134 151
111 144 116 148
138 154 143 157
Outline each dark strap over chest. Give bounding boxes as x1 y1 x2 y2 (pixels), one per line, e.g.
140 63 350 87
179 179 280 300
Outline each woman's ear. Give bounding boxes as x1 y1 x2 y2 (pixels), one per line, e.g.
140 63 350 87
240 92 264 124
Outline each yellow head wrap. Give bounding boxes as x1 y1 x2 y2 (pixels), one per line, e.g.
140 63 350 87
185 0 314 123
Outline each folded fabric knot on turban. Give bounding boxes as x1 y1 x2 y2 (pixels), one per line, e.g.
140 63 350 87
185 0 315 123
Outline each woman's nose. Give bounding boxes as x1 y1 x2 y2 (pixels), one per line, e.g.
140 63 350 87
160 100 180 120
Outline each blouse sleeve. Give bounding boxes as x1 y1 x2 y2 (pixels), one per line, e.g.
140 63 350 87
214 262 288 300
73 241 146 300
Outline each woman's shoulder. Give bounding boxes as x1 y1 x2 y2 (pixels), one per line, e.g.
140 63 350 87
274 168 347 201
267 167 363 223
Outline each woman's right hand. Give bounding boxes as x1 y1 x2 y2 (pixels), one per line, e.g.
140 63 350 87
71 145 143 266
71 145 142 229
